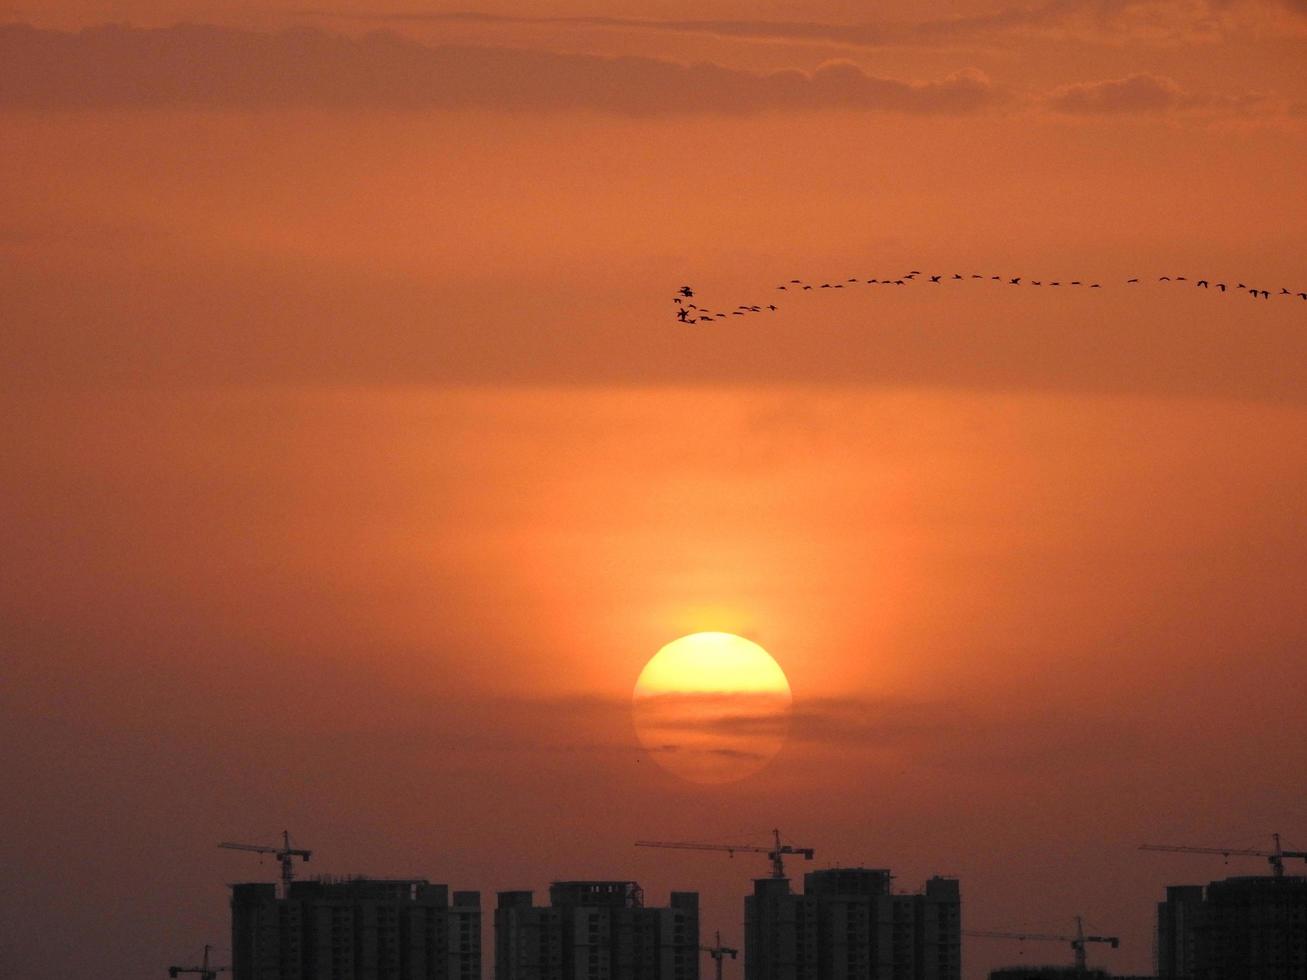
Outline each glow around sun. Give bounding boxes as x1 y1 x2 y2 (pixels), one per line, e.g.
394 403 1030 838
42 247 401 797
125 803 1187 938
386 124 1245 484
633 632 793 784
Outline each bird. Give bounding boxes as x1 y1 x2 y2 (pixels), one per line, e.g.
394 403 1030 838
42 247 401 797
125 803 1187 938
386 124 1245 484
803 285 813 290
848 277 858 283
790 279 802 284
1127 278 1139 283
777 285 787 290
821 283 832 288
767 304 778 311
992 276 1001 280
1160 276 1171 282
952 274 963 280
1010 277 1021 285
929 275 942 283
866 279 878 284
1051 281 1061 286
673 297 682 304
1298 293 1307 300
1177 276 1187 281
1071 281 1081 286
1217 283 1227 292
1032 280 1043 286
679 286 694 297
1090 283 1101 288
699 316 712 322
1198 280 1209 288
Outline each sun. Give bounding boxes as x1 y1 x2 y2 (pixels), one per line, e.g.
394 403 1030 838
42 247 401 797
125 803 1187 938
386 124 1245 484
632 632 793 784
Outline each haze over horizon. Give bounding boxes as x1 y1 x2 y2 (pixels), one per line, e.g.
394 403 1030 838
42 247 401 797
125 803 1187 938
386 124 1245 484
2 2 1306 977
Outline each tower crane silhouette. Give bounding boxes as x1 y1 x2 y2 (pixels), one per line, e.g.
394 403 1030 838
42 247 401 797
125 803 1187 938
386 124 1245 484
701 931 738 980
966 917 1118 974
218 830 311 896
1140 832 1307 878
169 944 229 980
635 828 813 879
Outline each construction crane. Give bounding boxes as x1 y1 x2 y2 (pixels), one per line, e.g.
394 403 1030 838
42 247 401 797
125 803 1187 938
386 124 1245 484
635 828 813 879
700 932 738 980
966 917 1119 974
1140 832 1307 879
218 830 311 895
168 944 229 980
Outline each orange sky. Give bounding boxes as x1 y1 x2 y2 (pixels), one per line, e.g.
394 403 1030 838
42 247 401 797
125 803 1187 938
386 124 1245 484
2 2 1307 977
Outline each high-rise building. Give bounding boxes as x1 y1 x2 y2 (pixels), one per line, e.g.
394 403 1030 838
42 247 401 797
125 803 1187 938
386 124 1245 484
230 877 480 980
495 881 699 980
744 868 961 980
1155 875 1307 979
1156 884 1203 978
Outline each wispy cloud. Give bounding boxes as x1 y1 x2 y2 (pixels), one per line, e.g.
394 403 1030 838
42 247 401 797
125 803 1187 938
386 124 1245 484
0 24 1002 115
1046 72 1280 114
316 0 1307 49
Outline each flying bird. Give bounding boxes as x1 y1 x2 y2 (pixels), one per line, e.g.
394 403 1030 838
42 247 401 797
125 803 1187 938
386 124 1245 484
679 286 694 297
930 275 942 283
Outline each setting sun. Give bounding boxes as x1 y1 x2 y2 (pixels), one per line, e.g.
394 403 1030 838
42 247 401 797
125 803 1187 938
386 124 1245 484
633 632 793 784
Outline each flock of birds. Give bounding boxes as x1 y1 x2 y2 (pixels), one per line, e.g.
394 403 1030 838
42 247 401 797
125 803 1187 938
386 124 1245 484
671 270 1307 324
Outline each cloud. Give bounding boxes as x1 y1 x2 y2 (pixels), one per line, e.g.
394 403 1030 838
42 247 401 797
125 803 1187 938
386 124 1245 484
0 23 1002 115
1048 73 1191 112
1046 72 1281 114
326 0 1302 49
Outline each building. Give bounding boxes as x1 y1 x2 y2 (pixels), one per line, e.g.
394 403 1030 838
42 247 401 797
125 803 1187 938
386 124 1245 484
744 868 961 980
495 881 699 980
987 970 1157 980
231 877 480 980
1156 885 1203 978
1156 875 1307 979
982 972 1160 977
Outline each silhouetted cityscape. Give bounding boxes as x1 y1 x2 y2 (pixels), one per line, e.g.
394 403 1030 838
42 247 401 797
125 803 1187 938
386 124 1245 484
189 834 1307 980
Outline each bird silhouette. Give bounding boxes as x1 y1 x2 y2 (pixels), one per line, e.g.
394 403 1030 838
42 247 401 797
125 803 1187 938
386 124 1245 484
1127 278 1139 283
1010 277 1021 285
930 275 942 283
1217 283 1227 292
679 286 694 297
1198 280 1209 288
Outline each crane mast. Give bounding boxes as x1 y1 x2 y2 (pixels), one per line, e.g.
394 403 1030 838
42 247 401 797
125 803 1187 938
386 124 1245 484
218 830 312 896
1140 832 1307 879
701 931 738 980
169 944 230 980
634 828 814 879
